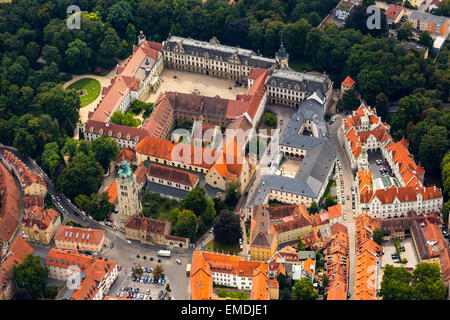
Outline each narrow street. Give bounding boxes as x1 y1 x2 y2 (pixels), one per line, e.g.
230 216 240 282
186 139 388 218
328 115 357 300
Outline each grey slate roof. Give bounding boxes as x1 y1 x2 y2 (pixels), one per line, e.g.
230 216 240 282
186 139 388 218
163 36 277 69
280 97 329 148
409 11 448 25
246 96 336 209
266 69 330 93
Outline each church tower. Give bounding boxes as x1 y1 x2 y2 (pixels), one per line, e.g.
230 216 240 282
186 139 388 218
117 160 140 223
138 31 146 45
275 40 289 69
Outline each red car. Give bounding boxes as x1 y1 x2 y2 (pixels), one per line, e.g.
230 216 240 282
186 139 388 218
117 265 122 271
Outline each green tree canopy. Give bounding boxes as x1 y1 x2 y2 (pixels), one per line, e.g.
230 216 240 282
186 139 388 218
292 278 318 300
213 210 242 245
12 255 49 300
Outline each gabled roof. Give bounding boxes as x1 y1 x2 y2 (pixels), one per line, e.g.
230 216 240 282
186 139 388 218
341 75 355 88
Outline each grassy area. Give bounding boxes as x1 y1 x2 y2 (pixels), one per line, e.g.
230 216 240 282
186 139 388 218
205 239 240 255
216 289 248 300
289 59 314 73
66 220 85 228
66 78 101 107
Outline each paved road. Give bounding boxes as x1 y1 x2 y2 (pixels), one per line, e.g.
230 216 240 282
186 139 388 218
328 114 357 300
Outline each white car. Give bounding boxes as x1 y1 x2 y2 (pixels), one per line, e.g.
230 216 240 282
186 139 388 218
176 259 182 265
126 240 132 244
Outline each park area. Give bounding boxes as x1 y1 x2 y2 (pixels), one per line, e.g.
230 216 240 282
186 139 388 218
66 78 101 107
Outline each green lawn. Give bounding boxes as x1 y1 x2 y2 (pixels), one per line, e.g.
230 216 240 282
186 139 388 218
66 78 101 107
205 239 240 255
216 289 248 300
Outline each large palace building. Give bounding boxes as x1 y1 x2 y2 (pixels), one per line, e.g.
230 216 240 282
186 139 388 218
162 36 277 81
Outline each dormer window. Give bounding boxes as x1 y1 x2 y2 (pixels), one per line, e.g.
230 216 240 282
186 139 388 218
108 131 112 137
117 132 121 138
99 129 103 134
126 135 130 140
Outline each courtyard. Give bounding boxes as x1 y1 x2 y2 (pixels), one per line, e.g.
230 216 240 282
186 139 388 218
145 69 248 103
280 159 301 178
381 237 419 269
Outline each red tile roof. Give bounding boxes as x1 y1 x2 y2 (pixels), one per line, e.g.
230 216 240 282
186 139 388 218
341 76 355 88
385 4 404 19
147 163 199 187
117 149 136 163
106 181 117 204
0 236 33 295
55 226 105 246
0 162 19 243
21 207 59 230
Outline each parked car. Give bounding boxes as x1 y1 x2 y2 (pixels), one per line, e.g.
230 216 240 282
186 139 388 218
110 242 114 249
117 265 122 271
280 120 283 125
126 240 132 244
176 259 182 265
161 279 165 286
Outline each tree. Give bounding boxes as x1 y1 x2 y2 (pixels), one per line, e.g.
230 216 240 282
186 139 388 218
265 112 277 127
56 150 104 200
12 255 49 300
309 201 319 214
379 264 413 300
227 19 250 47
419 125 449 173
202 198 217 225
418 31 433 49
323 194 337 210
411 263 446 300
397 22 413 41
174 209 198 240
38 84 80 135
297 237 306 251
341 89 360 111
153 264 164 280
125 23 137 46
41 142 61 178
372 228 384 246
65 39 92 73
133 264 144 278
91 136 120 171
106 1 133 34
183 186 207 216
375 93 389 120
292 278 318 300
225 181 241 208
213 210 242 245
98 27 120 69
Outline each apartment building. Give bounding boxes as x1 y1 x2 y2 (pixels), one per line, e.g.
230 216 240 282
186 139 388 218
45 248 118 300
365 186 443 219
324 223 349 300
354 214 382 300
189 251 278 300
21 207 61 245
54 226 105 252
1 150 47 197
409 11 449 36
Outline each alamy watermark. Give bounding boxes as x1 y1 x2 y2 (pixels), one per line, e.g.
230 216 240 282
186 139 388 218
66 5 81 30
366 5 381 30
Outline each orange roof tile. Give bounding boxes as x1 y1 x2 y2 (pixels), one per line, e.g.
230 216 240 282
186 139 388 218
341 76 355 88
106 181 118 204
